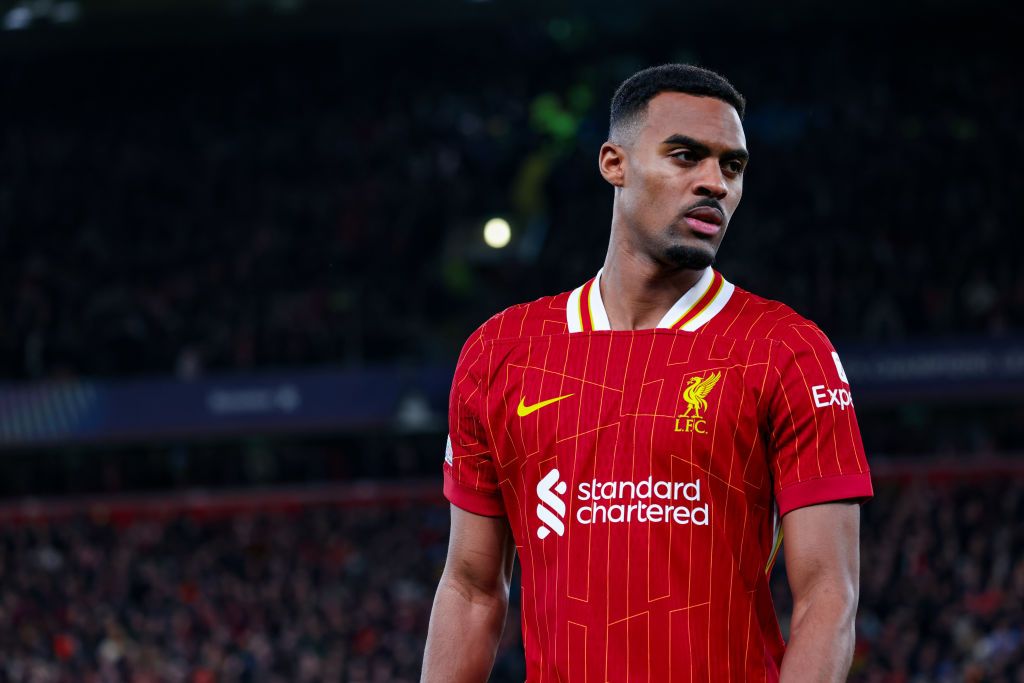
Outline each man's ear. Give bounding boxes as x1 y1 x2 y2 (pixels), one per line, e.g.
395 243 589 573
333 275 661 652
598 141 626 188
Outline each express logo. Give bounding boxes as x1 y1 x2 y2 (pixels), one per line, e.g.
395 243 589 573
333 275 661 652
536 468 567 539
812 385 853 410
675 371 721 434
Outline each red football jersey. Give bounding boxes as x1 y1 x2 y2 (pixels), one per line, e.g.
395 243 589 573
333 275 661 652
443 267 872 682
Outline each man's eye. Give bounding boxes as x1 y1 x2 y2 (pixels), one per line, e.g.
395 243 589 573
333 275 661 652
725 160 746 174
671 150 695 162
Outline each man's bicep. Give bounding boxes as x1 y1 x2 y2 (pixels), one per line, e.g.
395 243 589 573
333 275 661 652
781 502 860 599
443 504 515 598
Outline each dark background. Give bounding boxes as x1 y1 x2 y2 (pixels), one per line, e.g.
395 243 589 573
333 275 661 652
0 0 1022 680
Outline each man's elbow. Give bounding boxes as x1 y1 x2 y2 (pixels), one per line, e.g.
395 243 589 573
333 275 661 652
793 580 859 632
439 568 511 615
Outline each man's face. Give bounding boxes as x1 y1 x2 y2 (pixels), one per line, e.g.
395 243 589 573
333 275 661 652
611 92 748 270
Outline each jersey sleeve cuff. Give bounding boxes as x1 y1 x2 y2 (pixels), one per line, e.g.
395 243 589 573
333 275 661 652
776 471 873 517
443 469 506 517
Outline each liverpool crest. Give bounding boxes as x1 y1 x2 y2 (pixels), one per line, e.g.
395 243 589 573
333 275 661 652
675 372 722 434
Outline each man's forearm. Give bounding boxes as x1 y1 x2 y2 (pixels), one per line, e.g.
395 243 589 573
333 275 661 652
421 575 509 683
779 586 857 682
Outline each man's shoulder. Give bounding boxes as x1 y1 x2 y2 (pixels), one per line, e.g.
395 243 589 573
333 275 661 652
457 291 572 359
724 284 833 347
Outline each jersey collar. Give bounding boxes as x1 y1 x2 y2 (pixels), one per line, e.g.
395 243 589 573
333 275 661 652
566 267 735 333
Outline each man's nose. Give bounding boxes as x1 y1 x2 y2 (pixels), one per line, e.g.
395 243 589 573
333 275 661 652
693 159 728 200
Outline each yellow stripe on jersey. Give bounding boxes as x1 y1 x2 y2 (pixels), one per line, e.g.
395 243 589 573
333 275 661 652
681 275 724 329
669 271 723 330
764 528 784 574
586 285 594 330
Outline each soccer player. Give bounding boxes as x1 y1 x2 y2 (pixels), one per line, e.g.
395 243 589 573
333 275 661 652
422 64 872 682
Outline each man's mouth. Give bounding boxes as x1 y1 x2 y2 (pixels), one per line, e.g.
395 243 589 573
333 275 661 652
683 207 724 236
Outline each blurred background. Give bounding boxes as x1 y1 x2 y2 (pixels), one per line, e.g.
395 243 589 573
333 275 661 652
1 0 1022 680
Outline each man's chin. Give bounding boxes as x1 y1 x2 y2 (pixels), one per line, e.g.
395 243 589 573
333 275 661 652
664 244 716 270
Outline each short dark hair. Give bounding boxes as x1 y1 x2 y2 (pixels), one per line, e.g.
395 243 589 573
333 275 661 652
609 64 745 141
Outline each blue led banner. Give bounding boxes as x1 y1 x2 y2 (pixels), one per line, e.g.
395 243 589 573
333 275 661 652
1 338 1020 447
0 367 452 448
839 338 1024 400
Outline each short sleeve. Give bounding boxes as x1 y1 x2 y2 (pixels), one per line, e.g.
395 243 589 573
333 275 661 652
442 326 505 517
767 323 873 516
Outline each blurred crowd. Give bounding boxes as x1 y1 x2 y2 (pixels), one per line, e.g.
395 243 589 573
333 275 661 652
0 504 448 683
1 24 1020 381
1 475 1021 682
778 476 1024 683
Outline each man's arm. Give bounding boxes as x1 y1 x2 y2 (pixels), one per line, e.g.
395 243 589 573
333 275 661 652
778 501 861 683
421 504 516 683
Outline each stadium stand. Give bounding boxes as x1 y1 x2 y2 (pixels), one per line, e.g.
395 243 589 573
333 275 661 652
1 27 1019 380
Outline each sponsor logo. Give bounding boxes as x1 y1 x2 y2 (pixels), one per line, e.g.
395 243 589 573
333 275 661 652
535 469 709 539
517 393 574 418
675 371 721 434
577 476 709 526
812 385 853 410
831 351 849 384
444 435 453 466
536 469 568 539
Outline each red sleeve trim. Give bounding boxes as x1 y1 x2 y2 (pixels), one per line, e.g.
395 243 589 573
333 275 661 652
776 471 873 517
443 468 506 517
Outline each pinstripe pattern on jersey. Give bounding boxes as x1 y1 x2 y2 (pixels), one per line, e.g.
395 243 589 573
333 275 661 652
442 283 872 682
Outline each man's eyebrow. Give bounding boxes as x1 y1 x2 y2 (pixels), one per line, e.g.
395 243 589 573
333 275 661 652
662 134 749 162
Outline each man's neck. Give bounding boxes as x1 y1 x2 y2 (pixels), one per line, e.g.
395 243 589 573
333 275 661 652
599 248 705 331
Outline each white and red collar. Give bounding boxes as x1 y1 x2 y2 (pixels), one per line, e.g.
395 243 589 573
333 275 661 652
566 267 734 333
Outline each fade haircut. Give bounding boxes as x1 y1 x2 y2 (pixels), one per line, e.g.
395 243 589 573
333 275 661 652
609 64 745 143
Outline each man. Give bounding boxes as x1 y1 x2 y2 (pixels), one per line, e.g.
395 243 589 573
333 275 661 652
422 64 872 682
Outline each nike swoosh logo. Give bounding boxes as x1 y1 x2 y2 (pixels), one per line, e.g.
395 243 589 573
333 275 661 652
517 393 574 417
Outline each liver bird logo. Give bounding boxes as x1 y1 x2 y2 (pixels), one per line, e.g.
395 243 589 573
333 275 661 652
681 372 722 419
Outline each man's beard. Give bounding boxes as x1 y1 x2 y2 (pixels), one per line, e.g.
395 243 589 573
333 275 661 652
664 244 715 270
